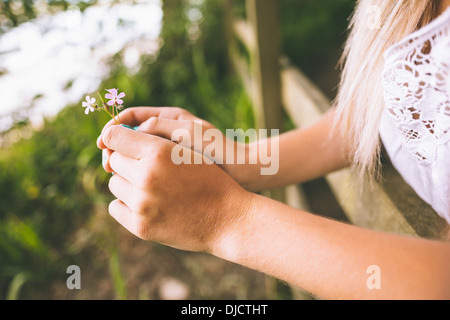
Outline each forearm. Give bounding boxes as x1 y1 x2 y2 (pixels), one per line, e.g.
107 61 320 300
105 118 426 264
213 193 450 299
235 110 350 191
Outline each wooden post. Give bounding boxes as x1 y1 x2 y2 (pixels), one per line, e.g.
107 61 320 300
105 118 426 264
246 0 283 132
246 0 285 202
223 0 235 76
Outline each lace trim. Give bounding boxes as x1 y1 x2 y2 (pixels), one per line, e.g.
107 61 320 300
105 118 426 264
382 8 450 165
384 7 450 59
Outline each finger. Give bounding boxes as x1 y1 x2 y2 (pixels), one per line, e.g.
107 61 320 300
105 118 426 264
98 124 138 149
109 151 140 184
138 117 194 142
139 117 223 159
97 108 155 149
102 148 114 173
101 107 163 135
108 199 142 238
101 124 168 160
108 174 134 207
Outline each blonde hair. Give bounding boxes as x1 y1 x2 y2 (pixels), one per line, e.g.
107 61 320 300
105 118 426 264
334 0 438 183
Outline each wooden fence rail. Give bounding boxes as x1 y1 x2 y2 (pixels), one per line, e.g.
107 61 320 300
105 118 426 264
224 0 449 241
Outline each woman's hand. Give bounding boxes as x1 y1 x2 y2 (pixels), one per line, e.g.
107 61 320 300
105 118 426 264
97 107 260 189
98 124 254 253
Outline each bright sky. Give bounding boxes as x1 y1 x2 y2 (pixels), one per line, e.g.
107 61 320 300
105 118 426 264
0 0 163 132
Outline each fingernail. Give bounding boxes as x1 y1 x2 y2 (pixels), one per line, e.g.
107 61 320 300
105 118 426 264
132 126 139 131
102 155 107 166
120 124 133 130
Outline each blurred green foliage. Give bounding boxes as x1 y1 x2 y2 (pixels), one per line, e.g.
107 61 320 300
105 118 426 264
0 0 355 299
281 0 355 74
231 0 355 98
0 105 111 298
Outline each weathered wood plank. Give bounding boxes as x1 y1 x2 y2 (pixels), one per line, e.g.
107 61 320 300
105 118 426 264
232 19 256 54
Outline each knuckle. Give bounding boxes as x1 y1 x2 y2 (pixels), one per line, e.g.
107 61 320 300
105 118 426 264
134 162 157 189
152 143 171 164
135 219 153 240
140 170 155 189
187 120 196 133
134 145 170 189
146 116 159 132
153 146 165 162
102 125 120 148
134 200 150 216
130 192 150 216
173 107 185 113
122 107 135 116
129 206 159 241
173 107 189 119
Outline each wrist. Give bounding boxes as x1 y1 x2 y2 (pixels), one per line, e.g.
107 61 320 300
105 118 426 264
222 142 261 190
209 187 256 259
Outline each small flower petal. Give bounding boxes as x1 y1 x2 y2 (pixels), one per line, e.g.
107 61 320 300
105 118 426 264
85 106 95 114
82 95 97 114
117 92 125 99
106 88 118 96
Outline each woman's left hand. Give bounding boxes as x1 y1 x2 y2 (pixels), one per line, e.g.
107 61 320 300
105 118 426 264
98 124 254 253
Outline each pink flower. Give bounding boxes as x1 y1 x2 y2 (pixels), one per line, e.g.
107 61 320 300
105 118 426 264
82 95 96 114
105 88 125 106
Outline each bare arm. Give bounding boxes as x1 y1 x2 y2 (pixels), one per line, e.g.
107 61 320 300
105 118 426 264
241 109 349 191
214 193 450 299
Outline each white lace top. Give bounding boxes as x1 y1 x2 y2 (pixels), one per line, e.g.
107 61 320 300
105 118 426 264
380 7 450 224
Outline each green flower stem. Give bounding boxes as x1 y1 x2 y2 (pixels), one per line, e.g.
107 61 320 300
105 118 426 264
103 106 118 124
116 105 121 124
97 91 119 124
